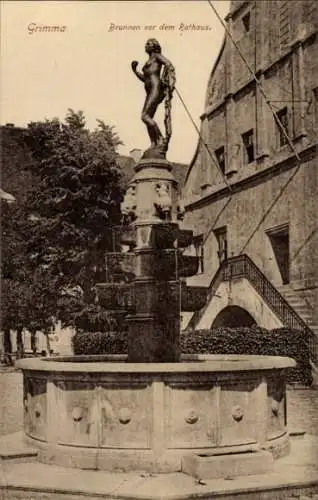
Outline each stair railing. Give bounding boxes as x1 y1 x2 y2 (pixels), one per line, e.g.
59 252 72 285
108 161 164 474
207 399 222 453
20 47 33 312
224 255 318 367
186 254 318 367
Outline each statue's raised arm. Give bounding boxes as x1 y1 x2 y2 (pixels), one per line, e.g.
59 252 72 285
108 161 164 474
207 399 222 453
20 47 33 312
131 39 176 159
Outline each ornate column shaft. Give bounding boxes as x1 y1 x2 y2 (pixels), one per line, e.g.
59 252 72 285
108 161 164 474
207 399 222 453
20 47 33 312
125 159 181 363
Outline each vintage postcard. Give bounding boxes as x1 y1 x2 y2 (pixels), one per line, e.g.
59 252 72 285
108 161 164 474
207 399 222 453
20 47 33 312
1 1 317 498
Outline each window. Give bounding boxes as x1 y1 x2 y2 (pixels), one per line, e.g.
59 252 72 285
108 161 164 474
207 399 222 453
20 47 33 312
266 224 290 284
242 129 255 164
279 1 290 51
215 146 225 174
242 12 251 33
193 235 204 274
214 227 228 264
276 107 289 147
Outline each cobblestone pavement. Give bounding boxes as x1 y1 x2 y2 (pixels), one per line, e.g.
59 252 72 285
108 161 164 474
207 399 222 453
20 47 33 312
0 372 23 437
0 371 317 437
287 387 318 436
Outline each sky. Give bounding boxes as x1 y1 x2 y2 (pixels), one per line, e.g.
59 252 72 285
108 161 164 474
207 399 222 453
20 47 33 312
0 0 230 164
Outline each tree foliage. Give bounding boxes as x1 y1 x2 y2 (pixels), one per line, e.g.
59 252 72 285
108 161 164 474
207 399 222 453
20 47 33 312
1 200 43 360
25 110 123 290
1 110 124 353
1 125 34 204
25 109 124 328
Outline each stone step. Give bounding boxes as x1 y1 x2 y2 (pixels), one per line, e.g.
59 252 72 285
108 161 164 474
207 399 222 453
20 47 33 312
299 311 314 318
306 318 318 325
300 315 315 323
278 291 306 300
290 306 312 313
280 291 315 308
303 322 316 328
281 293 306 300
306 325 318 332
182 450 274 480
281 293 310 302
276 285 294 293
281 295 308 304
274 288 318 331
1 435 318 500
279 289 300 295
0 431 38 464
280 296 309 306
278 293 316 323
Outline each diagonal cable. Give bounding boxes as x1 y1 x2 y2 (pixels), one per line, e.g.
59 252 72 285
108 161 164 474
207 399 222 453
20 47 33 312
175 86 233 193
207 0 302 163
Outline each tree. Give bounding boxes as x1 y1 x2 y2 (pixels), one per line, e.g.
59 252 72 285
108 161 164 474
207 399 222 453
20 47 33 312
23 109 124 332
1 125 36 361
1 200 32 361
1 110 124 357
1 125 34 204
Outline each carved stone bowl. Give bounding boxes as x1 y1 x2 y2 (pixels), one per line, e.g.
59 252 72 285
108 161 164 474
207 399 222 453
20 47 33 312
16 354 295 473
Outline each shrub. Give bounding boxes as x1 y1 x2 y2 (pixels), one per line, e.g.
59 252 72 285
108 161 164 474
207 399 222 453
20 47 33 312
181 326 312 385
71 325 312 385
72 331 127 355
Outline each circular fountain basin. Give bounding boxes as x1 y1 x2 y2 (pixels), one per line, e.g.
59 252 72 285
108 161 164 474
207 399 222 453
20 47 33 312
16 354 295 472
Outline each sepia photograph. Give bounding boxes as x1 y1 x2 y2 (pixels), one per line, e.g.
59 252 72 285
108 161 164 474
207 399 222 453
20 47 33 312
0 0 317 498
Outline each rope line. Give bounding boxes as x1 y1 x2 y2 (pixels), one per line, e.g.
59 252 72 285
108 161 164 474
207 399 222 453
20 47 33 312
175 87 233 193
206 1 317 256
207 0 302 163
171 2 315 316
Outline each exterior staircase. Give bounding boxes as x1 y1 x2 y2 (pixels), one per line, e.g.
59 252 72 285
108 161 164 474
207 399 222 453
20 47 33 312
276 284 318 384
186 255 318 380
276 285 318 333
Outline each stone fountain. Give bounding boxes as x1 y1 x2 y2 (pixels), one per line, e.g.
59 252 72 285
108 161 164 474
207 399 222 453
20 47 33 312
15 40 296 480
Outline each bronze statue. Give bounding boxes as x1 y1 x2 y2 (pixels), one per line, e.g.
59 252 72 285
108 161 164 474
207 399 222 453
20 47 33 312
131 39 176 159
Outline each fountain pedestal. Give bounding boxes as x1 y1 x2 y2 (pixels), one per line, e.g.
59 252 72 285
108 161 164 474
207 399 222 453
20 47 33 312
124 158 182 363
126 279 181 362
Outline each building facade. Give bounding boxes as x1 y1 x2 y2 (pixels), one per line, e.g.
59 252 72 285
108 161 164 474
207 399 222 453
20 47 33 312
182 0 318 359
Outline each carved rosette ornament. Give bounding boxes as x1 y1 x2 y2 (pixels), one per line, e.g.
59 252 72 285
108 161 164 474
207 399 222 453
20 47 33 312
185 409 199 424
72 406 84 422
118 407 131 424
34 402 42 419
232 405 244 422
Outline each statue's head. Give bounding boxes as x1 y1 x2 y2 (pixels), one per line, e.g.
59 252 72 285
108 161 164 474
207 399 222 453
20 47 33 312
145 38 161 54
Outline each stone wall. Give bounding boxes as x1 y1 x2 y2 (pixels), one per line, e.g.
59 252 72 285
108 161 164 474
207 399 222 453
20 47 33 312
182 0 318 300
183 157 317 289
196 280 283 330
